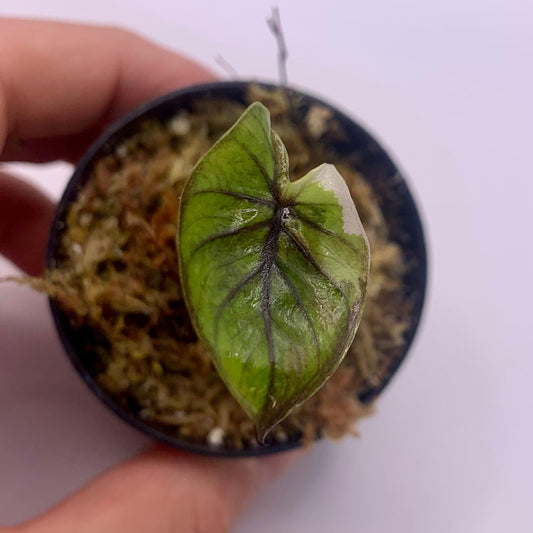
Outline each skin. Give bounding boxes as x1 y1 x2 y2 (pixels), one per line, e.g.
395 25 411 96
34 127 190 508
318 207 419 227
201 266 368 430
0 19 302 533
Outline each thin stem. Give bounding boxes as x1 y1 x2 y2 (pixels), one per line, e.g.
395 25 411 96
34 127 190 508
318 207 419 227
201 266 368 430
214 55 239 79
267 6 288 87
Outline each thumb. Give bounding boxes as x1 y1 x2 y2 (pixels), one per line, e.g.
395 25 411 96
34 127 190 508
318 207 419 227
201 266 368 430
18 444 304 533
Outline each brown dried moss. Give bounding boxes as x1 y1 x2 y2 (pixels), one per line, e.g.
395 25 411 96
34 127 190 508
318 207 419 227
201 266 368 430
37 87 408 450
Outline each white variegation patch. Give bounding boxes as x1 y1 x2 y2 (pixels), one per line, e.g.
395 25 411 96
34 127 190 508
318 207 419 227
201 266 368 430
286 163 368 240
309 164 366 237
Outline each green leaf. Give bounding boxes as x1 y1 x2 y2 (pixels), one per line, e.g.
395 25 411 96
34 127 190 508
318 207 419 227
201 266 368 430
178 102 370 441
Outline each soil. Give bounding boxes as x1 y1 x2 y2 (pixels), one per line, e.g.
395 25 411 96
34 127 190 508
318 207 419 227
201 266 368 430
36 86 409 450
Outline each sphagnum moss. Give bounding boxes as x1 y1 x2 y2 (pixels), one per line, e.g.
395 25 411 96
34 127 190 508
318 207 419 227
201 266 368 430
34 87 409 449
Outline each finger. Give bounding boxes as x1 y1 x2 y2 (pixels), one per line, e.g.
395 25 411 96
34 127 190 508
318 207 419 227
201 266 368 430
0 171 55 276
0 19 216 163
19 445 304 533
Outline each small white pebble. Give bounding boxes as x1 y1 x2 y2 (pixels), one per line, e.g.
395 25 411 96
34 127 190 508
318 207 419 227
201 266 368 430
306 104 333 138
275 429 288 443
169 114 191 136
71 243 83 256
115 144 129 158
207 427 225 446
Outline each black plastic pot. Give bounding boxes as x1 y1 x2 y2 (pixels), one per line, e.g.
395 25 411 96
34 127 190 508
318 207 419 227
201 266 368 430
46 81 427 457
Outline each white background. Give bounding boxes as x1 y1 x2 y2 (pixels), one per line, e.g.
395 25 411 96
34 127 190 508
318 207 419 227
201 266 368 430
1 1 532 532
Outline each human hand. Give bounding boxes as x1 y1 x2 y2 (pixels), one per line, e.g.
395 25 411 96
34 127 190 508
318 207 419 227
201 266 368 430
0 19 301 533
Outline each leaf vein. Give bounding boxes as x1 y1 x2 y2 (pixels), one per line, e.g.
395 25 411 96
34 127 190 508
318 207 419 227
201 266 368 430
232 138 273 187
275 260 320 357
187 220 270 263
213 262 264 343
281 227 350 308
291 208 362 255
190 189 274 207
247 110 275 162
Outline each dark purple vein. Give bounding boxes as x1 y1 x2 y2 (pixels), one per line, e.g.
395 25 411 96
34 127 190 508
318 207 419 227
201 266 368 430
190 189 274 207
290 207 362 255
275 261 320 356
232 138 273 187
187 220 269 263
213 262 264 343
281 227 349 308
247 111 276 163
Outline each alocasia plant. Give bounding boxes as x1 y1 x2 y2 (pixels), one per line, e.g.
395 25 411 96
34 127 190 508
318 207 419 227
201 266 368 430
178 102 370 441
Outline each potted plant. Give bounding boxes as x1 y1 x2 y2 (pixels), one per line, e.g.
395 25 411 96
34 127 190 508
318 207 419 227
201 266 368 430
42 81 426 456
